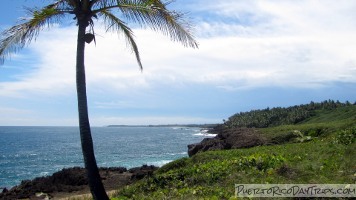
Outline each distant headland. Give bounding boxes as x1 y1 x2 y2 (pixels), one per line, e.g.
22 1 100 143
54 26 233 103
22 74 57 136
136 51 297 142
107 124 218 128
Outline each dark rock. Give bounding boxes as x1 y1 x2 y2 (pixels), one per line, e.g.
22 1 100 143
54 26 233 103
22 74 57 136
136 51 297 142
1 188 7 194
187 127 266 157
0 166 131 200
0 168 87 199
188 138 227 157
187 143 200 157
129 164 158 181
51 167 88 186
101 167 127 173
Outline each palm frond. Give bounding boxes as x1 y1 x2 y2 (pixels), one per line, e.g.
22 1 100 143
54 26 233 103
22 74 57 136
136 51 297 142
45 0 77 11
92 0 198 49
99 9 143 70
0 7 66 64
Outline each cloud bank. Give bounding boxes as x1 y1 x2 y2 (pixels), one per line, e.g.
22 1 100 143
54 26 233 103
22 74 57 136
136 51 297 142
0 0 355 125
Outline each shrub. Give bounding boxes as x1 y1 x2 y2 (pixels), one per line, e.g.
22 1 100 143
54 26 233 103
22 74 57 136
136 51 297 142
334 127 356 145
305 128 324 137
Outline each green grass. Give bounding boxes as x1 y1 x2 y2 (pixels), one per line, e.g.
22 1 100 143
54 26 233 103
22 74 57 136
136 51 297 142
112 140 355 199
260 105 356 140
303 106 356 125
111 105 356 200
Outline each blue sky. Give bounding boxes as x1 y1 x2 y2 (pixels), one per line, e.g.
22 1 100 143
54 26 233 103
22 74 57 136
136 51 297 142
0 0 356 126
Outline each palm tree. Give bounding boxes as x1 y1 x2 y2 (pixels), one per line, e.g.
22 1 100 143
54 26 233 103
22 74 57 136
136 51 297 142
0 0 198 199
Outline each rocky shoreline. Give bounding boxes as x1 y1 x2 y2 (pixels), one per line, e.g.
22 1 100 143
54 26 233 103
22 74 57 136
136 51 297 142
1 126 269 199
0 165 158 200
188 127 266 157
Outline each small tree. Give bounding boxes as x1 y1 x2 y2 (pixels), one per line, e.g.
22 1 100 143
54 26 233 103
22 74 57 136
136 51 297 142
0 0 198 199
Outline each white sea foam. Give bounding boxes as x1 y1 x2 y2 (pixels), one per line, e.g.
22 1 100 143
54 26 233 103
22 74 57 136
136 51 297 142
40 172 50 176
147 160 173 167
166 152 186 156
194 133 217 137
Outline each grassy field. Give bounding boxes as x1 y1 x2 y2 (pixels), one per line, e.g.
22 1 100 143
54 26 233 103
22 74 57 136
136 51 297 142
111 104 356 199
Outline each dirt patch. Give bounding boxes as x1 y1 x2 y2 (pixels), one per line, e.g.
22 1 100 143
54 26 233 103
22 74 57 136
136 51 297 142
276 164 299 179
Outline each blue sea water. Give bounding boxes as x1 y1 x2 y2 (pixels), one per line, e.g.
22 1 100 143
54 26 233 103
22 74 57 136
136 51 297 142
0 126 214 188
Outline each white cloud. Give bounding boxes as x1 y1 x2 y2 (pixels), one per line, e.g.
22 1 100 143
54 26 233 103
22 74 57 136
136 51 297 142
1 0 356 125
0 106 32 115
94 100 148 109
0 107 73 126
1 0 356 97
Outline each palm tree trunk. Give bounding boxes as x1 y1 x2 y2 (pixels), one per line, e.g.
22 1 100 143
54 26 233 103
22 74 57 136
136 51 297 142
76 21 109 200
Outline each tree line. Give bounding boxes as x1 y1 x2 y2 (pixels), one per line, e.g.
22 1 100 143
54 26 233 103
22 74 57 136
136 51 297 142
224 100 355 128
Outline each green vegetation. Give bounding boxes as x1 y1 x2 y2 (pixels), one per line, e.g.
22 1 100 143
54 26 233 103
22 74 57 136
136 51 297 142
112 101 356 199
225 100 355 128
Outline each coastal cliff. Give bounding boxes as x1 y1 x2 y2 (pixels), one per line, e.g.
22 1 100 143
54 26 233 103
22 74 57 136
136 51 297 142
187 127 266 157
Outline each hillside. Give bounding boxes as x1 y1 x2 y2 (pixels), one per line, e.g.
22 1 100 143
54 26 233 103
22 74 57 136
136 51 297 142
113 101 356 199
225 100 355 128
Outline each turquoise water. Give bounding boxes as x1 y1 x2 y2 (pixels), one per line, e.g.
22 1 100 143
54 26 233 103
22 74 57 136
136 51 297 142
0 126 211 188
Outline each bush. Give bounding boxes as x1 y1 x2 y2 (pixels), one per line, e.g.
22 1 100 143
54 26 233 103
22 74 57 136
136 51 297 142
305 128 324 137
157 158 188 174
334 127 356 145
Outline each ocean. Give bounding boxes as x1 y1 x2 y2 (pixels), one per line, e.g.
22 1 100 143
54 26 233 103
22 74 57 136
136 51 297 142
0 126 215 189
